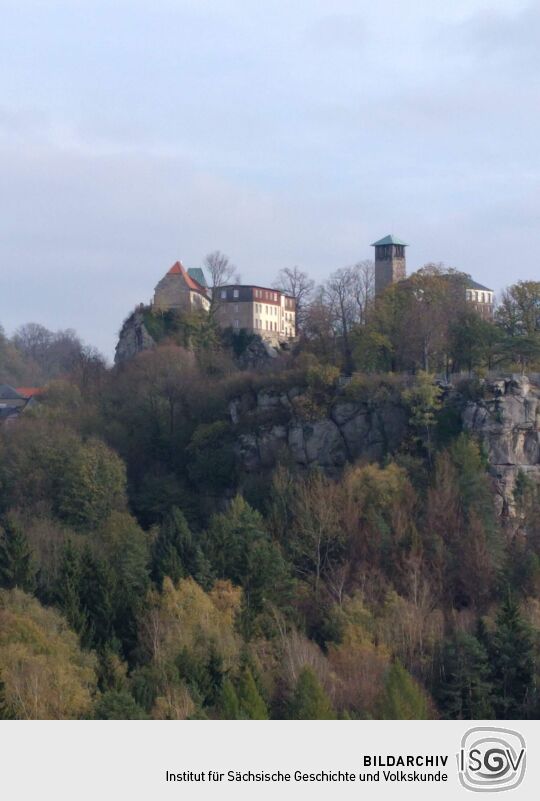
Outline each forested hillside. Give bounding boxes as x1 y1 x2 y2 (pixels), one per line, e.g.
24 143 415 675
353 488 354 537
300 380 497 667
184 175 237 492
0 269 539 720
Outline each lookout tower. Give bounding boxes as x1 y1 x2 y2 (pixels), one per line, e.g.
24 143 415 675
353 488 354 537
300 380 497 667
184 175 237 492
372 235 407 295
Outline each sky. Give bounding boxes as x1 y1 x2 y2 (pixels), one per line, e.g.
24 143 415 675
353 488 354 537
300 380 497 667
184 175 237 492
1 0 539 359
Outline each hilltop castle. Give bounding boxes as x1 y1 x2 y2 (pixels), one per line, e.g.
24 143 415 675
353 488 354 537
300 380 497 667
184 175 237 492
148 235 494 348
153 261 211 313
151 261 296 345
372 234 495 319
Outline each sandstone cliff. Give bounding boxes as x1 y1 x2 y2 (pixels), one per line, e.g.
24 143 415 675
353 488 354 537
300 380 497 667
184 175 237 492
230 373 540 516
115 308 156 364
463 374 540 516
230 381 409 475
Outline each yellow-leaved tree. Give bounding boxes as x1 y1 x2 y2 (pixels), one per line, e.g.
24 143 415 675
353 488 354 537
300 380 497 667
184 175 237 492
0 589 97 719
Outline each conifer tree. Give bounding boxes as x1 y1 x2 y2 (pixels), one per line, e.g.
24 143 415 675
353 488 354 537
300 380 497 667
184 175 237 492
55 540 86 635
436 631 493 719
151 507 207 587
288 667 336 720
78 547 115 649
489 593 535 718
378 661 430 720
220 679 241 719
237 668 268 720
93 690 148 720
204 496 291 622
0 517 36 592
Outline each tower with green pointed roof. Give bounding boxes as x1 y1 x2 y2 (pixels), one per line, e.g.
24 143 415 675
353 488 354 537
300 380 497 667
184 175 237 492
372 234 407 295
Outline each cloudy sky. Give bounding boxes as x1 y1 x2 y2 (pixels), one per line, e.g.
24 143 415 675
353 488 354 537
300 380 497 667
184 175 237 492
1 0 539 358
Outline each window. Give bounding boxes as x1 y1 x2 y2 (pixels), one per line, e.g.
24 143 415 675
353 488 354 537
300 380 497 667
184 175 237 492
221 290 227 299
265 305 268 314
234 304 239 312
234 319 239 328
233 289 239 298
274 293 278 301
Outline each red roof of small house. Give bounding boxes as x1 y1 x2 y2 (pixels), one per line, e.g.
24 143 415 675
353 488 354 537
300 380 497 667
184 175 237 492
167 261 208 295
15 387 44 398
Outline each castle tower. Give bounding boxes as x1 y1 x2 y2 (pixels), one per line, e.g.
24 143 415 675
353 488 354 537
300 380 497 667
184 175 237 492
372 234 407 295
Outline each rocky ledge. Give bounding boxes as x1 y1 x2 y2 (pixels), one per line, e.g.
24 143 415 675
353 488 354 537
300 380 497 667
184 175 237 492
463 374 540 516
230 386 408 475
231 373 540 517
115 307 156 364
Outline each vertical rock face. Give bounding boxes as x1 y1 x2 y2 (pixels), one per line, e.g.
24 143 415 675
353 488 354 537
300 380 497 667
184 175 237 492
230 374 539 518
115 308 155 364
462 375 540 516
231 386 409 475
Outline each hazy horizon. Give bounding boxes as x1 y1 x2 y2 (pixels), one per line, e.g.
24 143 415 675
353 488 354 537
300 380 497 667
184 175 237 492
2 0 539 360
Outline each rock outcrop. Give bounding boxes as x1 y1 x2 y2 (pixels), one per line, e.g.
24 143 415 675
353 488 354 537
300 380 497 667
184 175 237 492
231 373 540 517
234 337 282 370
230 386 408 475
463 374 540 516
115 307 156 364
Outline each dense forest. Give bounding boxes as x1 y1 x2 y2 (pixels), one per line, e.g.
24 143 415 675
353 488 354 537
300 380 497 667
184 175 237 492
0 264 539 720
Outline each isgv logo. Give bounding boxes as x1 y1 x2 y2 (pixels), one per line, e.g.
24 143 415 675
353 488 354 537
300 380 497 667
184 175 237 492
458 727 526 792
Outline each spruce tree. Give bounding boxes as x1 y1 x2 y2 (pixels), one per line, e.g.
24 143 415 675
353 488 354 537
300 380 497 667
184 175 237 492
0 517 35 592
220 679 241 720
489 593 535 718
288 667 336 720
78 547 115 649
436 631 493 719
55 540 87 635
152 507 208 587
237 668 268 720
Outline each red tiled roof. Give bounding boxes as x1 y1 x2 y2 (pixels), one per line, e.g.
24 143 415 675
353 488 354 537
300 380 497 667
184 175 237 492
15 387 44 398
167 261 208 295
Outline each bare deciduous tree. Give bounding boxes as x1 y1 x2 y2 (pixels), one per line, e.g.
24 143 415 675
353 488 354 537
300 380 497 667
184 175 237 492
202 251 239 318
350 260 375 325
323 267 357 373
273 266 315 332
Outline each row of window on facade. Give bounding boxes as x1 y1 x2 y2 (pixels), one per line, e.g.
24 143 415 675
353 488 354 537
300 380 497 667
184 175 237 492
254 303 278 316
254 319 278 331
232 319 293 336
254 289 279 301
221 288 280 302
466 290 493 304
